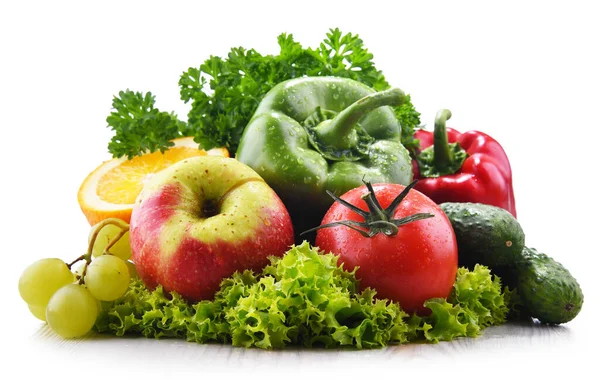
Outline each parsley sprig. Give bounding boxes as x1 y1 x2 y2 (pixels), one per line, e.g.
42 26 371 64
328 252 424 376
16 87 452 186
107 28 421 159
106 91 186 159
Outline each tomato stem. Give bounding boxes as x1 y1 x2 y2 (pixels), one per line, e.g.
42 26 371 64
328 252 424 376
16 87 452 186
301 179 435 237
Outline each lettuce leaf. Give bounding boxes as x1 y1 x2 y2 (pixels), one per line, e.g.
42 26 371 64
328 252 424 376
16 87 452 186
408 265 510 343
221 242 410 349
94 275 229 343
95 243 513 349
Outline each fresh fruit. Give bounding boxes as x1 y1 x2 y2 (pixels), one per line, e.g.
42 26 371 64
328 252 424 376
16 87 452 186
72 262 86 279
85 255 130 301
18 258 75 308
78 136 229 226
439 202 525 268
130 155 294 302
46 284 98 338
28 304 47 321
125 260 139 279
89 219 132 260
310 180 458 315
514 247 583 324
18 220 136 336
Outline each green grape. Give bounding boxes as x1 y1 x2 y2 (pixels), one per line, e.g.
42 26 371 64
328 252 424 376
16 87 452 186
89 222 131 260
18 258 75 307
125 260 139 279
28 304 47 321
46 284 98 338
84 255 130 301
72 262 86 280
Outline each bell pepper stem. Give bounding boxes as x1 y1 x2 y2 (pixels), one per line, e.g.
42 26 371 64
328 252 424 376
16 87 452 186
415 109 467 177
433 109 453 168
314 88 406 149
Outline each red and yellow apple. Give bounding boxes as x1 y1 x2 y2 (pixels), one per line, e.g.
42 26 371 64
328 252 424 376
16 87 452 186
130 155 294 302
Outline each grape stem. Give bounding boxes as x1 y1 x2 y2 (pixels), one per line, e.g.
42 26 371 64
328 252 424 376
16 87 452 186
67 254 86 269
104 226 128 255
86 218 130 257
77 262 89 285
74 218 130 285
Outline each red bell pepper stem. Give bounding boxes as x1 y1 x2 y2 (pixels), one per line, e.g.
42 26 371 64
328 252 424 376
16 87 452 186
433 109 453 170
412 109 517 217
415 109 467 178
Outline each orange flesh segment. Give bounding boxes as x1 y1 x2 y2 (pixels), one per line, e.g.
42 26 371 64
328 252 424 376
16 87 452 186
97 147 208 204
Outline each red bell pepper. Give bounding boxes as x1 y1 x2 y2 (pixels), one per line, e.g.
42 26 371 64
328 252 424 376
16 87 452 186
412 109 517 217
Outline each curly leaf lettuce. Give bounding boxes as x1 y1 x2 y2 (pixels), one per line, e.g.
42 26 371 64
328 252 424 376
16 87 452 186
225 242 409 349
94 276 229 343
408 265 510 343
95 244 513 349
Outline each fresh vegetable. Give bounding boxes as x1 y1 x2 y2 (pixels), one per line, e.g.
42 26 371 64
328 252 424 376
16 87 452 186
439 202 583 325
106 90 188 160
95 242 511 349
413 109 517 217
18 218 133 338
78 136 229 226
20 25 584 349
130 155 294 303
409 265 510 342
512 247 583 324
237 76 413 241
106 28 421 159
439 202 525 268
306 180 458 315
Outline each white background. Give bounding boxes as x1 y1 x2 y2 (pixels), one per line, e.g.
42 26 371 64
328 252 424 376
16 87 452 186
1 0 598 378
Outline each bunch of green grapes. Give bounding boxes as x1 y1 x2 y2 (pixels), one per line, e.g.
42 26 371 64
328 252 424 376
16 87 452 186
18 218 138 339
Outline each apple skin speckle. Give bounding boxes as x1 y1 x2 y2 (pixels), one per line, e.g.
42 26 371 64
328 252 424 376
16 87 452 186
130 156 294 302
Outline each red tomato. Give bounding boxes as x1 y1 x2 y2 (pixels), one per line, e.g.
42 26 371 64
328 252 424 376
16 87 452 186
314 181 458 315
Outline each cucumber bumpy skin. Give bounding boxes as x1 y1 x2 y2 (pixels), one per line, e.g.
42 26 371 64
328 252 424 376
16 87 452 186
439 202 525 269
516 247 583 325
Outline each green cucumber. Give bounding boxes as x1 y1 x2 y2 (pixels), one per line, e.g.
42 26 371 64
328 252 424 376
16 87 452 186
439 202 525 269
440 202 583 324
514 247 583 324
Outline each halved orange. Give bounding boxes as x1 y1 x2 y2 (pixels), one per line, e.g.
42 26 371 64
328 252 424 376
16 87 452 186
78 137 229 226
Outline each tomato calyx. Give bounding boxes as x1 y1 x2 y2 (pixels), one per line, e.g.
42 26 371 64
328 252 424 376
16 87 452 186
302 179 435 238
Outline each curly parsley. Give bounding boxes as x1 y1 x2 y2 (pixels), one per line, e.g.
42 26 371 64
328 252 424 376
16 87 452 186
106 90 187 159
106 28 421 158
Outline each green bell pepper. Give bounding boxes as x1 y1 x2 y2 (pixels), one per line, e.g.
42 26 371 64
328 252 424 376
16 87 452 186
236 76 413 242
